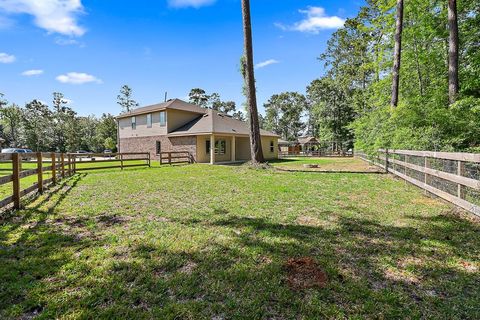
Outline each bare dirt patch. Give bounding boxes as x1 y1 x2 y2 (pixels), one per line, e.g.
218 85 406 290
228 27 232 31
284 257 328 290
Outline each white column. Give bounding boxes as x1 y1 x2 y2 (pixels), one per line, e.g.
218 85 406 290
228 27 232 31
210 134 215 164
231 136 236 162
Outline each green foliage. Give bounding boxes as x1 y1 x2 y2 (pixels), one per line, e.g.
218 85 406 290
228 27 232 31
117 85 139 113
188 88 242 117
104 137 116 150
0 93 118 152
318 0 480 152
263 92 307 141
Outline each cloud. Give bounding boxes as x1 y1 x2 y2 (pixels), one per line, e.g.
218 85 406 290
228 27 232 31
0 0 86 36
276 6 345 34
21 69 43 76
168 0 215 8
56 72 102 84
255 59 279 69
0 52 15 63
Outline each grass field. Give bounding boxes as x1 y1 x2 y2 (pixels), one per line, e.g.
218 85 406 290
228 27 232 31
0 158 479 319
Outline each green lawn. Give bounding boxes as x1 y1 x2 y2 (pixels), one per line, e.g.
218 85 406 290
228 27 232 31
1 158 479 319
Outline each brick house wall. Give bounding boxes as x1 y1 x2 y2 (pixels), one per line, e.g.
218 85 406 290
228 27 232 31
119 135 197 162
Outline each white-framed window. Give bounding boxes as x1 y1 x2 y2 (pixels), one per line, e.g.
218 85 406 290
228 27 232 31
270 140 275 153
131 116 136 130
147 113 152 128
206 140 226 155
159 111 166 127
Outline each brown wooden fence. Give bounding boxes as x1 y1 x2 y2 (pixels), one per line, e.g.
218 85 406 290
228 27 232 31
356 149 480 217
0 152 150 210
159 151 193 165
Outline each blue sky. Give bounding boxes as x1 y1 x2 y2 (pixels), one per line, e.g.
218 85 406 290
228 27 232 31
0 0 363 116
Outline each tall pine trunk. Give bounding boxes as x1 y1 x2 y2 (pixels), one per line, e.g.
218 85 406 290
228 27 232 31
391 0 404 108
448 0 459 105
241 0 264 163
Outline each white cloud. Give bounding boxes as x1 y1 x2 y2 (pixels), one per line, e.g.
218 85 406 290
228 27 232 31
276 6 345 34
168 0 215 8
255 59 279 69
0 0 86 36
0 52 15 63
56 72 102 84
21 69 43 76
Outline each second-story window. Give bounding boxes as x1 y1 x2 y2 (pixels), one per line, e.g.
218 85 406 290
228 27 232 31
131 116 136 130
159 111 166 127
147 113 152 128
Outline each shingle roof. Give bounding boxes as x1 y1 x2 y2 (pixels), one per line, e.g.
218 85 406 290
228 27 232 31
116 99 206 119
168 109 278 137
117 98 279 137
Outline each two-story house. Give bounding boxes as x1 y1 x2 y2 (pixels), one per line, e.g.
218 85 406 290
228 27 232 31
116 99 279 164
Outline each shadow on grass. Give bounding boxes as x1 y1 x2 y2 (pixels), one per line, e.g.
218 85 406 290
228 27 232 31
1 195 479 318
274 167 384 174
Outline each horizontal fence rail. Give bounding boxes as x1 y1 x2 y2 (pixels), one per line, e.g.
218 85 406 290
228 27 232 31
356 149 480 217
0 152 151 210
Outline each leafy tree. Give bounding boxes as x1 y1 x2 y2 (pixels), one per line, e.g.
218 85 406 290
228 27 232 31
307 78 355 151
52 92 76 152
241 0 264 163
96 113 117 151
188 88 209 108
117 85 139 113
0 104 23 147
264 92 307 141
23 100 54 151
104 137 116 150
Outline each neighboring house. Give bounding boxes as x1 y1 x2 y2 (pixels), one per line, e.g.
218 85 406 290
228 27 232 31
116 99 279 164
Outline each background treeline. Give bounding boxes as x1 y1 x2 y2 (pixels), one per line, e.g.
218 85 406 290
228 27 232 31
0 92 117 152
262 0 479 153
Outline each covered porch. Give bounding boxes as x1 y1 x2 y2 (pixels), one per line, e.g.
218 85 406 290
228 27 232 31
196 134 251 164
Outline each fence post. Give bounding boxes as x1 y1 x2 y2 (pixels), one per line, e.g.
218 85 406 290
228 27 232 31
12 153 21 209
168 152 172 165
385 149 389 173
51 153 56 184
424 157 429 186
37 152 43 193
148 153 151 167
61 153 65 178
457 160 465 199
67 154 71 176
120 154 124 170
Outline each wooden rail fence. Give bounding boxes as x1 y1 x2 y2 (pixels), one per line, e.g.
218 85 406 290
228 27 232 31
356 149 480 217
159 151 193 165
0 152 150 210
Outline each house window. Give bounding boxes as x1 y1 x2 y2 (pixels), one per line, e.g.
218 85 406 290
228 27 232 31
131 116 136 130
147 113 152 128
206 139 226 155
270 140 275 153
159 111 166 127
156 141 161 155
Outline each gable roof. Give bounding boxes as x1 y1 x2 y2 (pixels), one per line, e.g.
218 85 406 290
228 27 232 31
117 99 279 137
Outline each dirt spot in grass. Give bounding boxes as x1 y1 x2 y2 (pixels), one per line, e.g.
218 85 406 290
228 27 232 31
284 257 327 290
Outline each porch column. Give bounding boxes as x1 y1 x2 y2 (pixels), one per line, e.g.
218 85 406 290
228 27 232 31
210 134 215 164
231 136 236 162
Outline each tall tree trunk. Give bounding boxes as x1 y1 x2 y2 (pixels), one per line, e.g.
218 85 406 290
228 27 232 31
241 0 264 163
448 0 459 105
391 0 404 108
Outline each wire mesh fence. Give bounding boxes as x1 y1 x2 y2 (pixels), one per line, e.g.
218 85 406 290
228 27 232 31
355 149 480 217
